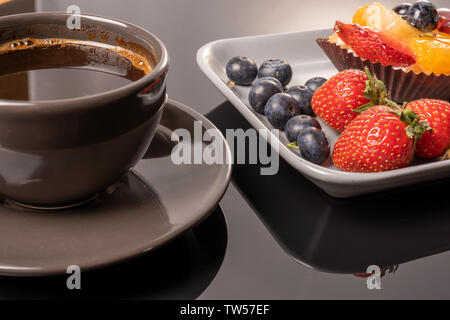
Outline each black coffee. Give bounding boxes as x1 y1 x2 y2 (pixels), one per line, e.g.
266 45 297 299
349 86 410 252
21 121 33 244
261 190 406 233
0 38 154 101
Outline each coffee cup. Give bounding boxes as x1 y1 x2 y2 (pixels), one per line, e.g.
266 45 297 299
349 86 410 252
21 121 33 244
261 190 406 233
0 12 169 207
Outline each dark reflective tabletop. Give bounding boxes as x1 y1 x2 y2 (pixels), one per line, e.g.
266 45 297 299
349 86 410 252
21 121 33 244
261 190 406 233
203 103 450 299
0 206 227 300
208 102 450 271
1 0 449 299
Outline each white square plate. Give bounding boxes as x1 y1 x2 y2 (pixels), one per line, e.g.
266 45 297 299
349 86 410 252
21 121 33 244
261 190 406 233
197 29 450 197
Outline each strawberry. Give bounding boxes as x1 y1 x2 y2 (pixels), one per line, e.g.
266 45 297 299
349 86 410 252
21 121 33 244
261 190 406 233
333 106 430 173
311 70 369 132
407 99 450 159
312 68 395 132
438 8 450 30
440 22 450 34
334 21 416 67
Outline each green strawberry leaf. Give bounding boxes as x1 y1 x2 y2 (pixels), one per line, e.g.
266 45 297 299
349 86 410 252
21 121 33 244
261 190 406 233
355 67 401 114
400 108 432 142
354 101 375 113
287 142 299 150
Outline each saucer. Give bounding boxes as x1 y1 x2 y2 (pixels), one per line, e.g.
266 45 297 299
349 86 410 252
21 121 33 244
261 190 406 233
0 99 232 276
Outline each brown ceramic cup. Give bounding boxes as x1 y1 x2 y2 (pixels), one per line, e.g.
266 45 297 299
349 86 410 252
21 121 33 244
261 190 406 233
0 13 169 207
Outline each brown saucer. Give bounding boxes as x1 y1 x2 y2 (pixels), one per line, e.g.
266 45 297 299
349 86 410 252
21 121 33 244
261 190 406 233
0 100 232 276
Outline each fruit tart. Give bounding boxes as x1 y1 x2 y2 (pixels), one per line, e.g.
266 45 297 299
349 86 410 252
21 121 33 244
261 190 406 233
317 1 450 102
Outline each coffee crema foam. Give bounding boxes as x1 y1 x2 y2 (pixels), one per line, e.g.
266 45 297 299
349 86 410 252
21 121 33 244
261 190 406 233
0 37 152 75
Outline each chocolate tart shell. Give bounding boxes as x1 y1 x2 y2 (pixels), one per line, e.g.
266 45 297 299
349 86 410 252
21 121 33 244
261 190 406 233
317 38 450 103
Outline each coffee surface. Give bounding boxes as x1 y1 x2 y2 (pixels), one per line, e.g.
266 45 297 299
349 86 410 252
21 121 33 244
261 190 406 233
0 38 154 101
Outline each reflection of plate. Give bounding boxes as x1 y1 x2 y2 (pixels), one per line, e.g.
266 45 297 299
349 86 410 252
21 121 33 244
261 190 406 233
208 102 450 274
0 206 227 299
197 29 450 197
0 99 232 276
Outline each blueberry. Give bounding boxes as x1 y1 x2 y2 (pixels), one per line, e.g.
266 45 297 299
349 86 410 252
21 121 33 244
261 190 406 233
264 93 301 129
226 56 257 86
285 115 321 143
257 77 283 89
405 1 439 32
248 79 283 114
393 3 411 17
305 77 327 94
286 85 314 116
258 59 292 87
297 127 330 164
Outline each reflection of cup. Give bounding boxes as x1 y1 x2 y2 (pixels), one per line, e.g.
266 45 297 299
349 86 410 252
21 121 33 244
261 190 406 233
0 13 169 207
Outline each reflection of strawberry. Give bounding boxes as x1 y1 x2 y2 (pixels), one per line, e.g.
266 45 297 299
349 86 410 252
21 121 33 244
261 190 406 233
335 21 416 67
407 99 450 159
333 106 430 173
354 266 399 278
